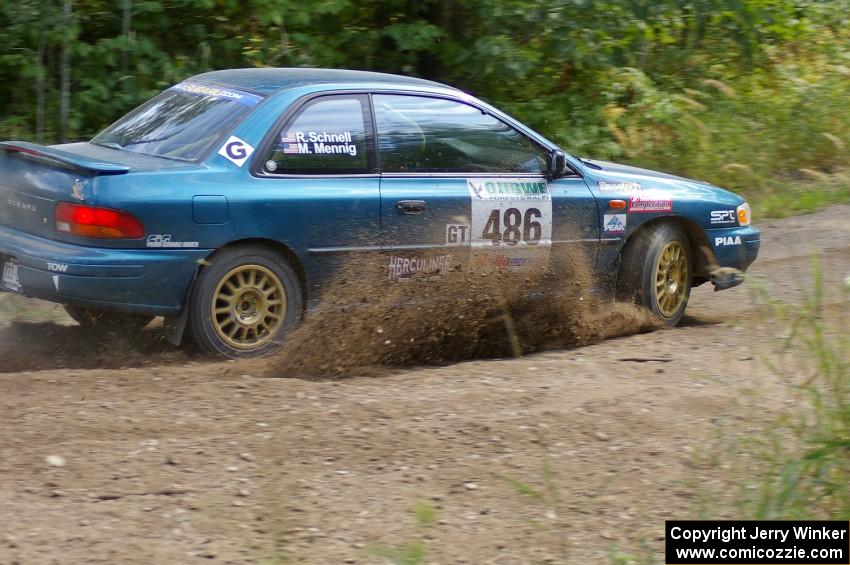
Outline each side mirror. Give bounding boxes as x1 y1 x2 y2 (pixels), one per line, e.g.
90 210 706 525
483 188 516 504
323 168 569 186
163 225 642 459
549 149 568 178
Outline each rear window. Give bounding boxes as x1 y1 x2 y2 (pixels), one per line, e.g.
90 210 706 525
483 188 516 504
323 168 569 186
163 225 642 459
92 82 263 162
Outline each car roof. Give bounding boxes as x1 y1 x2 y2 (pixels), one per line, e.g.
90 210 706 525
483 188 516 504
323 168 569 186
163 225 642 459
188 68 456 95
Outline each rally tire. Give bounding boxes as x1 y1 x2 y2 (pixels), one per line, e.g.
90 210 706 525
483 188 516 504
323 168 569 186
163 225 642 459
188 246 303 359
616 222 692 326
64 305 155 332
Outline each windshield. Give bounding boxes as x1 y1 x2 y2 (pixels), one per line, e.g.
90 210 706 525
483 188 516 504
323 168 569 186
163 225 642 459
92 82 264 161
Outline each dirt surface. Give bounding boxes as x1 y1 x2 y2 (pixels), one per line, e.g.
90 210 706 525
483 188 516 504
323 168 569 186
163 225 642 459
1 205 848 564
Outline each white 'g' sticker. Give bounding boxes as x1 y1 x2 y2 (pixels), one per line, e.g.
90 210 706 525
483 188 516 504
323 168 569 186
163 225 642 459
218 136 255 167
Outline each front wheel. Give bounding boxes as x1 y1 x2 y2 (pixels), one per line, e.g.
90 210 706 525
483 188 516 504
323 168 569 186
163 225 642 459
188 246 303 358
616 223 692 326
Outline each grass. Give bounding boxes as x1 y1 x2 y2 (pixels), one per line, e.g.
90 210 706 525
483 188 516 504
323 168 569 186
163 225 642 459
364 500 439 565
755 175 850 219
604 262 849 564
738 258 850 519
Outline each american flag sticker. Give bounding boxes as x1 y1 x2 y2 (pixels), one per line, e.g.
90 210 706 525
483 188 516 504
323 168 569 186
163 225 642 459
280 131 302 154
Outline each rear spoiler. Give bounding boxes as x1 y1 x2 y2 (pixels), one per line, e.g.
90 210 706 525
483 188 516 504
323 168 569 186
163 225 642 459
0 141 130 175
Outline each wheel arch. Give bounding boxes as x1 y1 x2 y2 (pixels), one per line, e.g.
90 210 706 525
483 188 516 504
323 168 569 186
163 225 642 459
166 237 309 348
203 238 309 301
622 215 716 287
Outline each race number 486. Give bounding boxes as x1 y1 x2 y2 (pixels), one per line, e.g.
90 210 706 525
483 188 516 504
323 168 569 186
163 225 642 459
481 207 542 245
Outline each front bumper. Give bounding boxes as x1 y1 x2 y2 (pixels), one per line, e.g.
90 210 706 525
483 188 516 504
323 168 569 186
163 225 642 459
0 224 208 316
709 225 760 290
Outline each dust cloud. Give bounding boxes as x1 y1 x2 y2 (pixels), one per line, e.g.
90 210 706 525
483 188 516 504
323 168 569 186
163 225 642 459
263 248 660 378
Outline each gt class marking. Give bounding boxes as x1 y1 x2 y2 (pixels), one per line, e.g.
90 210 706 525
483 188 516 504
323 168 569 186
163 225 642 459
446 224 470 245
218 136 254 167
715 236 742 246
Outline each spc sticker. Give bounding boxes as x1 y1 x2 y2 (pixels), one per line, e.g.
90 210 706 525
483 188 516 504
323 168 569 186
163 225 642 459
218 136 255 168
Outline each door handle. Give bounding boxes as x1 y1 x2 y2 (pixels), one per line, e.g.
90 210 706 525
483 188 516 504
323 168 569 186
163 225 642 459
396 200 427 215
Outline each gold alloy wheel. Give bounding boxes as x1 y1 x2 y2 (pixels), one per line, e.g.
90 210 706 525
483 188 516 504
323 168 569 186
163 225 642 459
211 264 286 350
654 240 688 318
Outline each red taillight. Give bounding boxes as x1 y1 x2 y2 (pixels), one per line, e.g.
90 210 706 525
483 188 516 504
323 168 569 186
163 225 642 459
55 202 145 239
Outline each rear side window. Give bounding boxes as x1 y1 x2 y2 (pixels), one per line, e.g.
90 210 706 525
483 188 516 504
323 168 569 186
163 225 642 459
262 95 373 175
373 94 548 174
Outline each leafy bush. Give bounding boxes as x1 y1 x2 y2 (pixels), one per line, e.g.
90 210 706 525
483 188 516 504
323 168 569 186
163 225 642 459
1 0 848 214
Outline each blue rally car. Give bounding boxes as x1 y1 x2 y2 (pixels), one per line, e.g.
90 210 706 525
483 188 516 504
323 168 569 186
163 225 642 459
0 68 759 358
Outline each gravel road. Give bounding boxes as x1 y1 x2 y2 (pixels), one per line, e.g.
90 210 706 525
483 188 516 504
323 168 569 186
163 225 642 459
1 205 848 564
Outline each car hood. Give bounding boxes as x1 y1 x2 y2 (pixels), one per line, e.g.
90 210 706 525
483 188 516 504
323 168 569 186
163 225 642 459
577 157 744 204
579 158 713 186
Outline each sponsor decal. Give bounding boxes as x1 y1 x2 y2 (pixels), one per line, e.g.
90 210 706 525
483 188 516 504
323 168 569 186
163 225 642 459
603 214 627 234
467 178 552 249
597 181 642 193
280 131 358 157
470 253 532 270
628 192 673 213
170 82 262 106
710 209 737 225
6 198 37 213
218 136 255 168
71 178 86 201
388 254 453 281
46 262 69 273
446 224 470 245
715 235 742 246
467 179 549 201
146 234 199 248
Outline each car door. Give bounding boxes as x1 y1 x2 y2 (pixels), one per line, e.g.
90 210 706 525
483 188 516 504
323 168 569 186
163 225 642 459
373 93 599 282
248 94 381 298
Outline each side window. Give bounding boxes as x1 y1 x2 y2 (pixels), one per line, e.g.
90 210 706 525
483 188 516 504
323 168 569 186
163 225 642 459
262 95 372 175
373 94 549 174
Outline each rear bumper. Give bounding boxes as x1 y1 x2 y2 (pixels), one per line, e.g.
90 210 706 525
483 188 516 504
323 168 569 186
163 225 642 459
0 224 207 316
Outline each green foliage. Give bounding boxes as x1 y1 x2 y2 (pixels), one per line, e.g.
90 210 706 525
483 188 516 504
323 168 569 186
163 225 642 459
743 259 850 519
1 0 849 212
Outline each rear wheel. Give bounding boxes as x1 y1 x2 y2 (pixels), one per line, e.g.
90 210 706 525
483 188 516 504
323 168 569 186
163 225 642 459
188 246 303 358
616 222 692 326
64 305 155 332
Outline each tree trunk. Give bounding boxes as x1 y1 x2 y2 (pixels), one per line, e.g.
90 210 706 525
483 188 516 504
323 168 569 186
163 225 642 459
121 0 132 77
36 25 47 144
59 0 73 143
